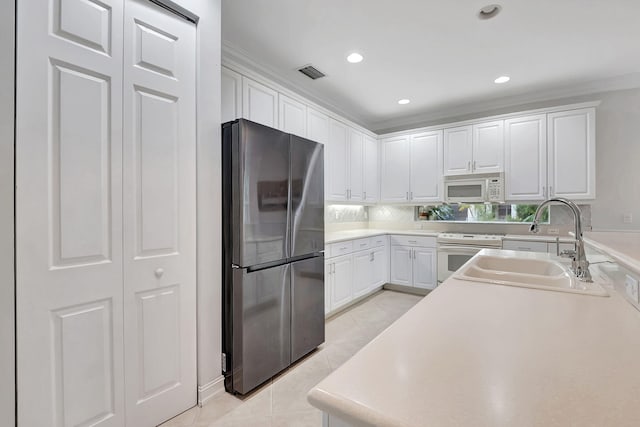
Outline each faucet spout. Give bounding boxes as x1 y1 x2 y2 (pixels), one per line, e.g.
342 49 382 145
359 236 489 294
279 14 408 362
529 198 592 282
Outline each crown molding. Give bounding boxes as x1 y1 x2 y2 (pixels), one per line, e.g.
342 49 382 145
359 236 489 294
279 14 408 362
371 72 640 133
221 41 375 132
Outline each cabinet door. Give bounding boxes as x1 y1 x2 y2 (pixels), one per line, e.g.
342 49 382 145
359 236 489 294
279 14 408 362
473 120 504 173
363 136 379 202
380 136 411 202
547 108 596 199
326 119 349 201
413 247 437 289
221 67 242 123
324 261 332 314
352 251 372 299
505 114 547 201
307 107 329 145
348 129 364 201
278 94 306 137
331 255 353 311
242 77 278 127
371 247 388 290
389 246 412 286
443 125 473 175
410 131 442 202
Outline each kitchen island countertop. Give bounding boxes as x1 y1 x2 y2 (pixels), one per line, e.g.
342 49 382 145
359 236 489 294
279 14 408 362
308 250 640 426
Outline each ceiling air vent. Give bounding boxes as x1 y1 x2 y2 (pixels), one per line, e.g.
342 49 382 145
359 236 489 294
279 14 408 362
298 65 326 80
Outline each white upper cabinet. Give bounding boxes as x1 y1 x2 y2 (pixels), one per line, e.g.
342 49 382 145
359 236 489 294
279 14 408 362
363 136 379 203
348 129 364 202
307 107 329 145
410 131 442 202
242 76 278 127
443 125 473 175
444 122 504 175
547 108 596 200
278 94 306 137
326 118 349 201
472 120 504 173
380 136 411 202
505 114 547 201
221 67 242 123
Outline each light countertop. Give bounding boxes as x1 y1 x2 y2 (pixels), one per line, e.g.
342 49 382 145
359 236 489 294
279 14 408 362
503 234 575 243
325 229 439 244
584 231 640 276
308 251 640 426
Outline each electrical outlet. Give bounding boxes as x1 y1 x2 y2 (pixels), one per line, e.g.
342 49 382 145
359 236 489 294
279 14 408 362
623 213 633 224
548 228 559 235
625 274 639 304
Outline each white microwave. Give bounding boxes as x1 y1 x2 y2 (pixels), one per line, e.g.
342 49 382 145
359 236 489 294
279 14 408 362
444 173 504 203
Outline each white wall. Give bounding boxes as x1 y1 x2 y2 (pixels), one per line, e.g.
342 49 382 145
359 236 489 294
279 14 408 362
175 0 223 404
0 0 14 425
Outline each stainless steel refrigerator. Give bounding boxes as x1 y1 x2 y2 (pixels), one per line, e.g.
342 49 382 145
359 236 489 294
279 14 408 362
222 119 325 395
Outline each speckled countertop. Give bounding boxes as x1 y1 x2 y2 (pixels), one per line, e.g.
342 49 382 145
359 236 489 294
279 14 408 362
308 250 640 426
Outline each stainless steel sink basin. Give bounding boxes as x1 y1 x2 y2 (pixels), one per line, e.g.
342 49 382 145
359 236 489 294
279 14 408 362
455 252 608 297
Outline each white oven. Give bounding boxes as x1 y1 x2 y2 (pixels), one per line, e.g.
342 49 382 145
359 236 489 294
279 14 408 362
437 234 503 283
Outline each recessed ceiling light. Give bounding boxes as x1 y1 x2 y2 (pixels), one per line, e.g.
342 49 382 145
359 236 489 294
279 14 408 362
398 99 411 105
494 76 510 84
478 4 502 20
346 52 364 63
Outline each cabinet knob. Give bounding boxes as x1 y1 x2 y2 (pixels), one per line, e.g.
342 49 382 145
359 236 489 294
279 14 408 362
154 268 164 278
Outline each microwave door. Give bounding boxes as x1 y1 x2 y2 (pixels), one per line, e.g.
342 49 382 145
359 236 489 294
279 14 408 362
446 181 485 202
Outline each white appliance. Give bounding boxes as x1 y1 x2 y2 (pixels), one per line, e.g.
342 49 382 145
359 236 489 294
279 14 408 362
444 172 505 203
437 233 503 283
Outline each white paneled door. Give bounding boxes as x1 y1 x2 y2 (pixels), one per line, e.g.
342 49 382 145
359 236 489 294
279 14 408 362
16 0 125 425
122 1 196 426
16 0 197 426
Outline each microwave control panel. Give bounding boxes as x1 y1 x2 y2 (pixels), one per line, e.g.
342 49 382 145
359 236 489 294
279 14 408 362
486 178 504 202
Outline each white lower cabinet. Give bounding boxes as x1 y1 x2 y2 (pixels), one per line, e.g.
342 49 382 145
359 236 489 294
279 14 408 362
325 236 389 314
389 235 437 290
329 254 353 311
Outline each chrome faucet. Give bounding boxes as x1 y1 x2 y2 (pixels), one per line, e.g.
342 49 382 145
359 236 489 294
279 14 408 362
529 198 592 282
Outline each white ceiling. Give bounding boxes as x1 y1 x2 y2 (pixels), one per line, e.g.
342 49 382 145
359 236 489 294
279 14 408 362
221 0 640 133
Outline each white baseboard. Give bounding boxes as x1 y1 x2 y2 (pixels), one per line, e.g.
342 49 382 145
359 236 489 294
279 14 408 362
198 376 225 407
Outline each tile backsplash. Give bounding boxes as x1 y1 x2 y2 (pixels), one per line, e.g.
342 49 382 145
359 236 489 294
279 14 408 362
325 205 369 223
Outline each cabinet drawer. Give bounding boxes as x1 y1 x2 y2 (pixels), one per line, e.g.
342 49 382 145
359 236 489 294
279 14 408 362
502 240 548 253
390 235 436 248
328 241 354 257
352 237 371 252
370 235 388 248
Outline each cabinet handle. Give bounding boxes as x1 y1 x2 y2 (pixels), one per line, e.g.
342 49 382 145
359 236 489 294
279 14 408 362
410 191 413 199
549 186 553 197
370 252 374 262
467 161 471 171
473 160 477 171
543 186 547 198
408 240 417 244
364 191 367 199
406 192 409 200
360 243 367 247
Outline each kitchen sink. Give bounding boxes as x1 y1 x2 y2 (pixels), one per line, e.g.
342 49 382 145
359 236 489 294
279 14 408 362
455 252 608 297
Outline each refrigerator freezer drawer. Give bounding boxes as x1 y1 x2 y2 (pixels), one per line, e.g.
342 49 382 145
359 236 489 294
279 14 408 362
291 255 325 363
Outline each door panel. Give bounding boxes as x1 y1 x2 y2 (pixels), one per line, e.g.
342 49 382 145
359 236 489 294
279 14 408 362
233 120 290 266
390 246 412 286
363 136 379 202
279 95 307 137
349 129 364 201
16 0 124 425
291 256 325 362
242 77 278 127
331 255 353 310
123 1 197 425
473 120 504 173
410 131 442 202
233 265 291 394
444 125 472 175
353 251 372 298
290 136 324 258
326 119 349 201
371 247 388 289
413 248 437 289
380 136 410 202
505 115 547 201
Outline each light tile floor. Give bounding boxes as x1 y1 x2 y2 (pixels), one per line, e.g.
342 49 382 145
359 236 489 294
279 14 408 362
159 290 424 427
